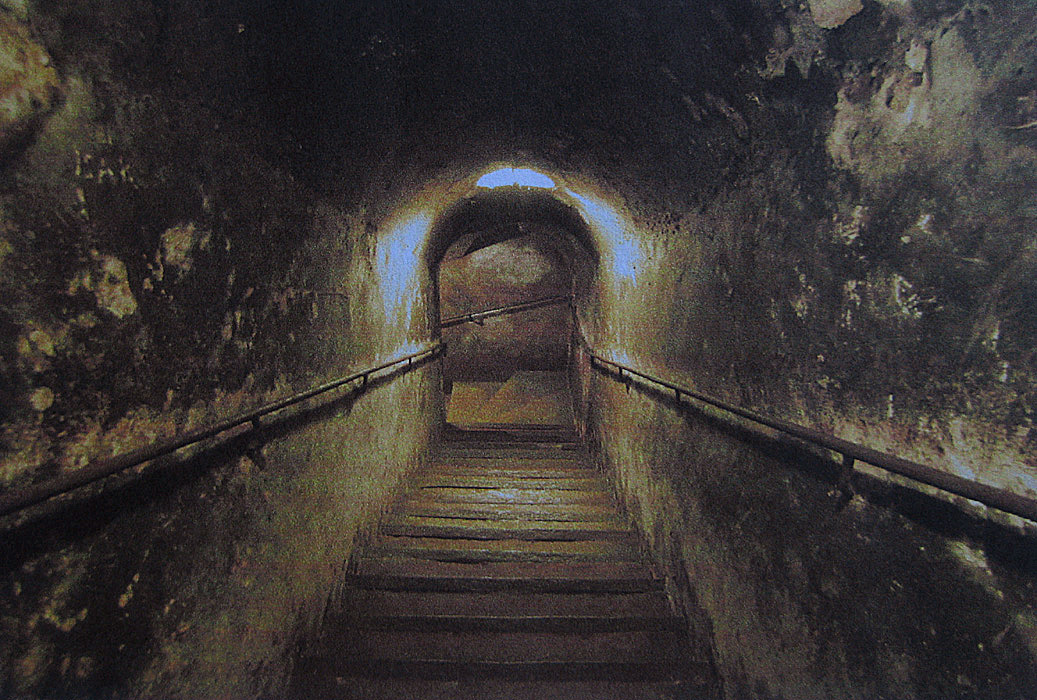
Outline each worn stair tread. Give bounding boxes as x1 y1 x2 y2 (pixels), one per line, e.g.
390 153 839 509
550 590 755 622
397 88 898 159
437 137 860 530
419 474 605 491
289 426 716 699
437 452 584 462
343 589 675 619
431 457 585 470
441 434 578 444
397 499 621 522
372 535 642 563
353 557 664 592
445 422 576 432
382 515 631 540
296 659 709 686
417 486 611 505
301 659 701 684
332 613 682 633
319 628 688 662
291 677 703 700
440 441 578 449
444 433 578 441
428 464 593 478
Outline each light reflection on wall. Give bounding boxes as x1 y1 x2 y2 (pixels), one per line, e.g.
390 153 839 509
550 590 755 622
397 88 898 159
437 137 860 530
476 167 556 189
609 348 635 366
566 190 640 284
377 211 432 331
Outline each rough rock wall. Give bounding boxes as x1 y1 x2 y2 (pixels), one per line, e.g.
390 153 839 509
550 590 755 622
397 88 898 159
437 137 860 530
439 230 572 382
0 1 441 696
573 0 1037 697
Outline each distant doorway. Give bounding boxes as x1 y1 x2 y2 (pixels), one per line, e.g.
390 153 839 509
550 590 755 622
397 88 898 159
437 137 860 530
438 224 574 427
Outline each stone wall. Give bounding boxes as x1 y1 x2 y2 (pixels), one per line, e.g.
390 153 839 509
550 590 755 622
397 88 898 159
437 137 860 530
0 1 443 696
572 0 1037 696
439 229 572 382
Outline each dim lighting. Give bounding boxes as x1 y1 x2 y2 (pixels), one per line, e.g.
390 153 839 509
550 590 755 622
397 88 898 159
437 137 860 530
567 191 641 284
476 168 556 189
378 211 432 323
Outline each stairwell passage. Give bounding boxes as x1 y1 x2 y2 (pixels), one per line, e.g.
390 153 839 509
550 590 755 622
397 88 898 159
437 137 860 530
289 424 717 699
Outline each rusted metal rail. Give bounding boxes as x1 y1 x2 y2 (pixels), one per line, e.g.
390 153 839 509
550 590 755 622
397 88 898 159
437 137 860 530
439 295 571 328
0 343 445 519
572 325 1037 523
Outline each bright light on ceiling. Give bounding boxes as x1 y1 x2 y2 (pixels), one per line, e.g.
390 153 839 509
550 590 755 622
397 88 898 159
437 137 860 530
476 167 556 189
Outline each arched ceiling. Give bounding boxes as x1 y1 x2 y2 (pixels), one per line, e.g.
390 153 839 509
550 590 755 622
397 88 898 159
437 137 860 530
424 184 599 269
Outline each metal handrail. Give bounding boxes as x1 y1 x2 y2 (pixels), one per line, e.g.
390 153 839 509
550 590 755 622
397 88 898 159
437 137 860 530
439 295 571 328
0 343 445 518
572 325 1037 523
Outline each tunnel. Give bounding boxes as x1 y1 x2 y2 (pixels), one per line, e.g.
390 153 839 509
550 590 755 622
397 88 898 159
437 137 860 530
1 0 1037 697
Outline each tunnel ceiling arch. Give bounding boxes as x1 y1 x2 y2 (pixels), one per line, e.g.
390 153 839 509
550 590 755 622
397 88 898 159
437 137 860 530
424 182 601 268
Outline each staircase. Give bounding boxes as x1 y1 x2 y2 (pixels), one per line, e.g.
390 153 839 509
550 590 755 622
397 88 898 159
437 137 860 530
290 424 716 699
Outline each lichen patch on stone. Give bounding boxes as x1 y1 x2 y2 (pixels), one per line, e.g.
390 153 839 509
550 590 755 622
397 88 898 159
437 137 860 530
29 387 54 412
0 13 60 150
70 253 138 319
807 0 863 29
160 223 209 274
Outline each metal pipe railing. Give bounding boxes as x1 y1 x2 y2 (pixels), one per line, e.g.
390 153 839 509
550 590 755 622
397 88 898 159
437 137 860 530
0 343 445 519
439 295 571 328
572 323 1037 523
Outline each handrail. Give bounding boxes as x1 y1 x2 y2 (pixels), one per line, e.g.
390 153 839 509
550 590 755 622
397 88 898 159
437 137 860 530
572 326 1037 523
0 342 445 519
439 295 571 328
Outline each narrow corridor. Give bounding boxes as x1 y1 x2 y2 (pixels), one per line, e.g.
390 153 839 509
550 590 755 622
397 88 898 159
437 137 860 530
2 0 1037 698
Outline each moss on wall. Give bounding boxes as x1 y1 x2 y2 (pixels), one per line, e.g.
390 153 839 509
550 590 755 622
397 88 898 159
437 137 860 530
571 0 1037 697
0 1 443 696
2 0 1036 695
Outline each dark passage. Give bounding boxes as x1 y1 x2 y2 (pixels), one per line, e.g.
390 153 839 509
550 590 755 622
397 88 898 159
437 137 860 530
1 0 1037 698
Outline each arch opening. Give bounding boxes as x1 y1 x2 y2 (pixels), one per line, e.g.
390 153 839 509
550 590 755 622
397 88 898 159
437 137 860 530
411 171 614 427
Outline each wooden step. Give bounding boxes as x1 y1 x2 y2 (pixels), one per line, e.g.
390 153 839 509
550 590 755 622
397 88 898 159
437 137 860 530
416 487 611 506
437 444 580 453
427 467 593 481
295 657 705 684
444 422 576 432
290 428 716 700
289 676 701 700
443 427 577 442
371 535 642 563
438 447 580 460
310 628 689 664
338 613 681 633
419 474 604 490
342 589 675 619
382 515 631 541
397 499 622 522
352 557 664 593
431 457 585 470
